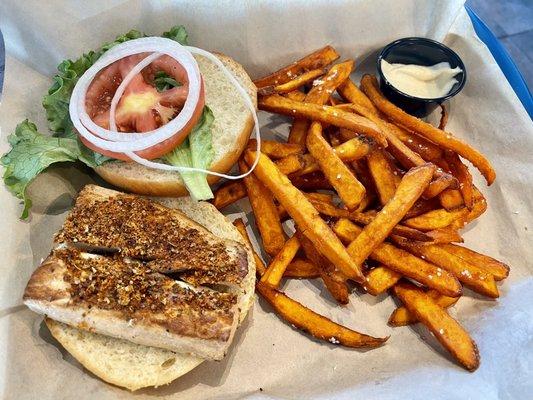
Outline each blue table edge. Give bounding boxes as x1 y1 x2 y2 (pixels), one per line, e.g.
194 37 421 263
0 7 531 118
465 5 532 119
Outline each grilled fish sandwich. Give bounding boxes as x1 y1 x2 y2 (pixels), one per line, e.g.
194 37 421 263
23 185 256 389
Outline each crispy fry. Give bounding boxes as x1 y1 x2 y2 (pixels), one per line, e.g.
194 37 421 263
284 258 321 279
254 46 340 89
388 289 459 326
364 265 401 295
239 159 286 256
394 237 499 298
257 282 387 348
275 153 306 175
388 123 444 161
248 139 304 159
405 198 440 219
438 104 449 130
346 164 435 267
337 78 379 115
304 192 334 204
334 137 372 160
296 230 350 304
340 101 455 198
334 218 461 297
438 244 509 281
290 172 333 190
306 197 431 242
361 74 495 185
212 181 247 209
445 151 474 209
233 218 266 278
258 68 326 95
245 150 365 282
367 149 400 205
439 188 464 210
393 281 480 371
288 60 355 145
307 122 366 209
259 94 387 147
425 227 464 244
424 173 457 199
261 235 301 287
404 207 469 231
285 90 307 101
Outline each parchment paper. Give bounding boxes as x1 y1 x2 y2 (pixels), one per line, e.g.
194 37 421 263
1 1 532 399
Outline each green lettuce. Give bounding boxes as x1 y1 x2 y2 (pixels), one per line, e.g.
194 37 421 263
1 120 107 218
153 71 182 92
1 25 215 219
163 107 215 200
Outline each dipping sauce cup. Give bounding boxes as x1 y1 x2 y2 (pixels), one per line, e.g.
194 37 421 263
376 37 467 117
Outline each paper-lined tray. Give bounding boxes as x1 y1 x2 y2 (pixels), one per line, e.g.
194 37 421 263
0 1 532 399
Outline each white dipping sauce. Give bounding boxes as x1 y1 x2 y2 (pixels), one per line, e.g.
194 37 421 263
380 60 462 99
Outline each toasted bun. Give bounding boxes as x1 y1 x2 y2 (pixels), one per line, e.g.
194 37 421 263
46 198 256 391
95 53 257 196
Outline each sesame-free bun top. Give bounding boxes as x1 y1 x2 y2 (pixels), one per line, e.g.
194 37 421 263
95 53 257 197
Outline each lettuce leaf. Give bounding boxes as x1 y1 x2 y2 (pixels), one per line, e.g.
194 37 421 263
2 25 191 218
1 120 107 218
163 107 214 200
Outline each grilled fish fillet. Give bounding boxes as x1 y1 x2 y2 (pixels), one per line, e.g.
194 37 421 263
23 185 251 360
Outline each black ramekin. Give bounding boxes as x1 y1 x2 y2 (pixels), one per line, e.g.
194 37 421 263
376 37 467 117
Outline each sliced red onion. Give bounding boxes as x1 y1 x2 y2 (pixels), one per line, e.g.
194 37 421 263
69 37 260 180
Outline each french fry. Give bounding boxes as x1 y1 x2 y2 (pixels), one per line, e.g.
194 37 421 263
248 139 304 159
334 137 372 161
261 235 301 287
275 153 306 175
304 192 334 204
346 163 435 268
307 122 366 209
296 230 350 304
254 46 340 89
425 227 464 244
245 150 365 282
393 281 480 371
212 181 247 209
439 188 465 210
233 218 266 278
334 218 462 297
361 74 496 185
404 207 469 231
284 258 321 279
438 104 449 130
364 265 401 296
445 151 474 209
287 60 355 145
285 90 307 101
387 123 444 161
339 101 455 198
388 289 459 326
259 94 387 147
337 78 379 115
257 282 388 348
405 198 441 219
394 237 499 298
290 172 333 190
258 68 326 95
438 244 510 281
367 149 400 205
305 196 431 242
239 159 286 256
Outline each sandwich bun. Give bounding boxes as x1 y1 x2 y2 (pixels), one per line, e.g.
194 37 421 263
46 197 256 391
95 53 257 197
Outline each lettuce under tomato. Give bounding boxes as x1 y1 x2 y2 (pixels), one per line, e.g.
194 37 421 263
1 25 216 218
162 107 215 201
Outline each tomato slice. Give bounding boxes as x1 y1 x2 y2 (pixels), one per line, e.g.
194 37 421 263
82 53 205 161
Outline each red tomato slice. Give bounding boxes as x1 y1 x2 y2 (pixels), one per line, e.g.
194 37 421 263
82 53 205 161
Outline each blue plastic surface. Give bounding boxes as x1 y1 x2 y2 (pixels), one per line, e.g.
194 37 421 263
466 5 532 119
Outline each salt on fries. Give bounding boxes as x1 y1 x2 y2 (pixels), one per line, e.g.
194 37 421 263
212 46 508 371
